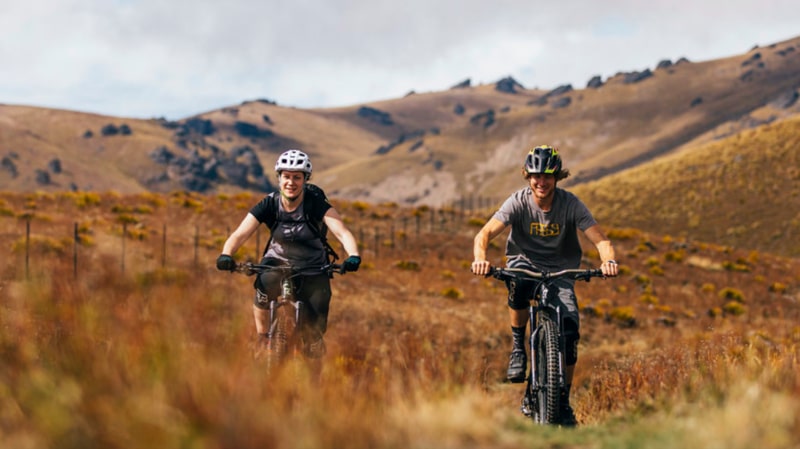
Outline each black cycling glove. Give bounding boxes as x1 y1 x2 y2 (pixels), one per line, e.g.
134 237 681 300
216 254 236 271
343 255 361 272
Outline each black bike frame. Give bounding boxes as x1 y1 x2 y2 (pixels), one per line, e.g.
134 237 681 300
236 262 345 353
489 267 603 423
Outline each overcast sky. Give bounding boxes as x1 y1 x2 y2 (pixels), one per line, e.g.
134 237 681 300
2 0 799 120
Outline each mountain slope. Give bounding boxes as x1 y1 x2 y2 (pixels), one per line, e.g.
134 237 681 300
316 35 800 205
1 36 799 207
572 114 800 257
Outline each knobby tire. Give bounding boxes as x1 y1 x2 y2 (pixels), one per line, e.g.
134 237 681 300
532 316 561 424
264 303 295 373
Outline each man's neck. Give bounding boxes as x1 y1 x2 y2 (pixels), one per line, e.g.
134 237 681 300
532 189 555 212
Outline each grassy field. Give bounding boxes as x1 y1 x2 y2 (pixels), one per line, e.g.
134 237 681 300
1 191 798 448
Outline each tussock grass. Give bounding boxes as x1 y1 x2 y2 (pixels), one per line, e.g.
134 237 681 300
1 191 799 448
574 115 800 258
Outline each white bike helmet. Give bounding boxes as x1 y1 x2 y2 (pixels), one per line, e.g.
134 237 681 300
274 149 313 176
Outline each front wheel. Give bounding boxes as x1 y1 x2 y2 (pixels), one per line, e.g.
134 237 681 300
259 301 295 372
531 317 561 424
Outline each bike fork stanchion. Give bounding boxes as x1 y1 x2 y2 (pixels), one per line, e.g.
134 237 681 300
529 324 540 391
555 305 566 389
293 301 303 357
268 300 278 338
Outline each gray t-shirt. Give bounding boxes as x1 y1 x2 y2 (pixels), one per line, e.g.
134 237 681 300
493 187 597 271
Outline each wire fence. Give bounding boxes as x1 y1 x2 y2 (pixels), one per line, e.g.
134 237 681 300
10 198 501 280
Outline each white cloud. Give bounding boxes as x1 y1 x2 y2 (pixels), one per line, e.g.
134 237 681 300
1 0 798 118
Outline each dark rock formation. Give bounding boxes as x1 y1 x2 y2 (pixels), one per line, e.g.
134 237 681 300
469 110 495 128
101 124 119 136
495 76 523 94
357 106 394 126
35 169 51 185
375 130 428 155
48 159 62 174
551 97 572 109
181 118 216 136
234 121 273 138
586 75 604 89
623 69 653 84
1 156 18 178
451 78 471 89
656 59 673 69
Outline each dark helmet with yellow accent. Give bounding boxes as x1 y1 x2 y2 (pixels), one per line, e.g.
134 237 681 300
524 145 562 175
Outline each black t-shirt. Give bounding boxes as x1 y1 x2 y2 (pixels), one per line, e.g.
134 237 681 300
250 194 331 267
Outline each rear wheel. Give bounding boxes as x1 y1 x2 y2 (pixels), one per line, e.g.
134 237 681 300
531 317 561 424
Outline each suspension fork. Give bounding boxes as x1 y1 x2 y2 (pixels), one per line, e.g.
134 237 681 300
267 298 279 338
529 282 544 390
554 304 566 388
529 301 567 390
529 305 540 389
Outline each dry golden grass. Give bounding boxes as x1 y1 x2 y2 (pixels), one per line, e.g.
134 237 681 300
1 191 799 448
573 114 800 258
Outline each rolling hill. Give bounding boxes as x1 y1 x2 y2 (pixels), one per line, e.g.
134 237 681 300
572 114 800 257
1 35 799 259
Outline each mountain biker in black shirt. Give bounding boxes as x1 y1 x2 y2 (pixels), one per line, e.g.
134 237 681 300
216 149 361 358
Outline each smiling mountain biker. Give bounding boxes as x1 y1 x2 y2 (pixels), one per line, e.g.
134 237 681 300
471 145 619 426
216 149 362 359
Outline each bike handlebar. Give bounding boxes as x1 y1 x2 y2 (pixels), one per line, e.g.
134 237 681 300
488 267 604 282
233 262 346 277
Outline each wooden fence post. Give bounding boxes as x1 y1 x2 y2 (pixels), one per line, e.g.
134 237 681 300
194 225 199 268
121 222 126 273
73 222 78 279
25 217 30 280
162 224 167 268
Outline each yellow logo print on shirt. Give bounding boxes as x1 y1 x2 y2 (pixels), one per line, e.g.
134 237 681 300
529 222 561 237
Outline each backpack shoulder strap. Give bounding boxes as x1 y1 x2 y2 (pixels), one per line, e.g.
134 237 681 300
264 191 280 232
304 184 339 262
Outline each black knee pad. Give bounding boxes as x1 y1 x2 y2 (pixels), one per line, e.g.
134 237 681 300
506 279 531 310
563 319 580 365
253 288 270 309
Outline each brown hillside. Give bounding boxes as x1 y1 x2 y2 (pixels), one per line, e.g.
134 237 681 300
0 105 177 192
572 115 800 258
316 35 800 204
2 36 800 219
3 37 800 261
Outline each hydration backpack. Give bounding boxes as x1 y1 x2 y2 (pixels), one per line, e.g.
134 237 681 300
262 183 339 263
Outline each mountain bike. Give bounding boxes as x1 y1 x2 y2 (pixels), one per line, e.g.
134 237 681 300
234 261 345 372
488 266 605 425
